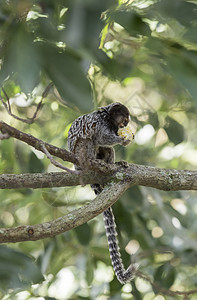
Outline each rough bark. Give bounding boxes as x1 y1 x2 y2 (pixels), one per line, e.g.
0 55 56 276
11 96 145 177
0 164 196 191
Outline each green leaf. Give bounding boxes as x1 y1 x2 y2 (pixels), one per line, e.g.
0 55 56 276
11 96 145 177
149 112 159 129
1 79 20 98
0 24 40 93
0 139 15 172
37 241 56 274
166 49 197 103
86 255 94 285
109 10 151 37
123 186 143 211
184 25 197 44
180 249 197 266
153 0 197 27
131 281 143 300
93 49 133 81
154 263 176 291
113 202 133 237
40 44 93 112
0 246 44 292
91 246 111 264
74 223 92 245
145 37 169 54
145 39 197 103
164 116 184 145
28 152 44 173
109 276 122 292
64 0 108 49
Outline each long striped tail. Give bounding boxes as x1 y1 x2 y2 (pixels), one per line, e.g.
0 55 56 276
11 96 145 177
103 207 138 284
92 183 138 284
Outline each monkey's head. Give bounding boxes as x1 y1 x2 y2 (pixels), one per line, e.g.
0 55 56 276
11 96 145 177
108 103 130 133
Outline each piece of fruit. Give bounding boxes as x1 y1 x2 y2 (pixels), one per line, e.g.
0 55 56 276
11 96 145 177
118 123 135 141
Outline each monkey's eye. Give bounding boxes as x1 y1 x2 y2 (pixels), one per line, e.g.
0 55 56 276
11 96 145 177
119 118 129 128
119 122 125 128
123 118 129 126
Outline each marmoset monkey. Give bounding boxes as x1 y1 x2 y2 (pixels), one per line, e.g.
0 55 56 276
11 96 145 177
68 103 137 284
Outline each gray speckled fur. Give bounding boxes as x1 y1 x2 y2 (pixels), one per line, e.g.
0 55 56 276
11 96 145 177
68 104 123 153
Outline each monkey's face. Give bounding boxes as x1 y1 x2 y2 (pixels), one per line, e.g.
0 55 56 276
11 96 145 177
109 103 130 132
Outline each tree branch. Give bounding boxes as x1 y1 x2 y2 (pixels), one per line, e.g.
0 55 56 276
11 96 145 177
0 121 197 246
137 270 197 298
129 163 197 191
0 164 196 190
0 180 130 243
0 171 108 189
2 121 196 191
0 121 78 164
41 143 79 174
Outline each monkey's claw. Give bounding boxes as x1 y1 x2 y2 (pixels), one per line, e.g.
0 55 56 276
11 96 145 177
115 160 129 168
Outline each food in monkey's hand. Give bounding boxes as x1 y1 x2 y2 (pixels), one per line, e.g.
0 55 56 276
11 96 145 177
118 123 135 143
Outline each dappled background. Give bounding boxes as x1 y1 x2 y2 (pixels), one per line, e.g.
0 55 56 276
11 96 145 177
0 0 197 299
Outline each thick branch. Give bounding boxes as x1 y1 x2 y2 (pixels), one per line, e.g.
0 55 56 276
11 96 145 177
1 121 196 192
0 121 78 164
127 163 197 191
0 164 196 191
0 181 130 243
0 171 111 189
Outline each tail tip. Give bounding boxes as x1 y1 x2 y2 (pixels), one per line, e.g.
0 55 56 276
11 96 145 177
117 263 139 284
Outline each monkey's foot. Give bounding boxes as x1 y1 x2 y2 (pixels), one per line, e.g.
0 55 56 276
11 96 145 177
89 159 110 173
115 160 129 168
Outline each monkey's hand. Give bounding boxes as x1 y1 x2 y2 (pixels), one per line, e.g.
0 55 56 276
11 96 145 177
115 160 129 168
89 159 111 173
122 139 131 146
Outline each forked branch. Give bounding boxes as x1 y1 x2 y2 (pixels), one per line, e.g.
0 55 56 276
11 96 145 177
0 83 53 124
0 121 78 164
0 180 130 243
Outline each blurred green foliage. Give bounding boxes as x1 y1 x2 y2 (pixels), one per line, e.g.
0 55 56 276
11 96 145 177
0 0 197 299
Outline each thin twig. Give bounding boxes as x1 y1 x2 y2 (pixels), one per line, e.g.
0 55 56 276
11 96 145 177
0 90 32 124
42 82 53 98
0 132 10 140
41 143 80 175
137 270 197 298
0 121 78 164
1 83 53 124
30 82 54 121
5 88 12 112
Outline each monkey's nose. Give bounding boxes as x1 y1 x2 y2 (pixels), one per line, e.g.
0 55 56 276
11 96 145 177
124 120 129 126
119 123 125 128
